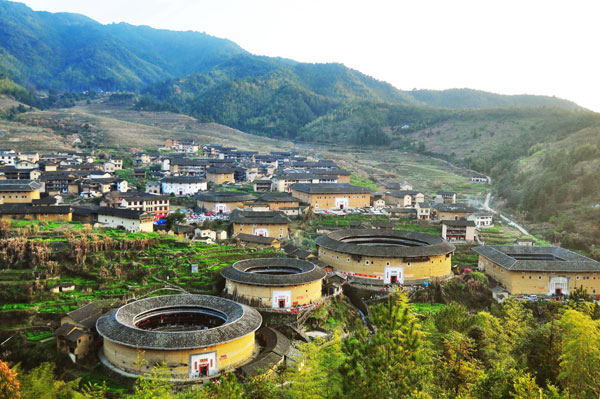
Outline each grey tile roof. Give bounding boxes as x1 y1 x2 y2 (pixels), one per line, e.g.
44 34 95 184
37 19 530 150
221 258 325 286
0 179 42 192
96 295 262 350
316 228 455 258
236 233 279 244
66 303 102 329
97 206 147 219
290 183 370 194
442 220 476 227
196 191 257 202
231 210 290 225
472 245 600 272
206 167 236 174
161 176 206 184
0 205 72 215
434 203 479 213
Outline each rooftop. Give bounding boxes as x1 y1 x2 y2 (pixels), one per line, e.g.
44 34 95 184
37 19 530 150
231 210 290 225
290 183 370 194
316 228 455 258
472 245 600 272
221 258 325 286
0 179 42 192
96 295 262 350
196 191 257 202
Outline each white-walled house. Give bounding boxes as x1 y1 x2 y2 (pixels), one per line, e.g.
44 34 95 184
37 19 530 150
161 176 207 196
468 212 494 228
97 207 153 233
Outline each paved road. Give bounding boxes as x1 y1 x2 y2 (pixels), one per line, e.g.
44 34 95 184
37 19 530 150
482 192 530 236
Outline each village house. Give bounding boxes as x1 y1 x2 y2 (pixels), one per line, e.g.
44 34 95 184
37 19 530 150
246 192 303 212
376 181 413 192
434 191 457 204
0 166 42 180
0 205 72 222
97 207 154 232
231 210 291 239
515 237 535 246
56 303 102 362
441 220 477 242
272 172 337 192
434 203 479 221
41 172 80 195
384 190 424 207
311 168 352 183
415 201 433 220
206 167 235 185
473 245 600 296
253 179 272 192
161 176 207 196
145 181 161 195
0 149 17 166
235 233 281 250
196 191 257 214
290 183 371 210
167 158 209 177
471 173 488 183
104 192 170 215
468 211 494 228
0 179 42 203
371 193 386 208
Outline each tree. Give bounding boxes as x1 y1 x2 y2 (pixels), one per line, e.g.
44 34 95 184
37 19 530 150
435 331 483 397
0 360 20 399
558 309 600 399
199 372 243 399
339 293 430 399
19 362 81 399
165 212 187 230
128 364 173 399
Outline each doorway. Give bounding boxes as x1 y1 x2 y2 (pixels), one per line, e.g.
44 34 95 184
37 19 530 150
272 290 291 309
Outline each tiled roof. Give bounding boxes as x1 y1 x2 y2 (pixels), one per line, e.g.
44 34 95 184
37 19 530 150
472 245 600 272
290 183 370 194
231 210 290 225
0 179 42 192
316 228 455 258
96 295 262 350
221 258 325 286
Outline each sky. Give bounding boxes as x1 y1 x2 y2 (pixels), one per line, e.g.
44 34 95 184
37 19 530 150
19 0 600 111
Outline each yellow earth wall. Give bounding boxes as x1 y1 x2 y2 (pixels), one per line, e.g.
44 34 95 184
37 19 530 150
226 280 322 307
479 256 600 295
318 247 451 282
233 223 289 239
0 190 40 203
291 191 370 210
103 332 255 379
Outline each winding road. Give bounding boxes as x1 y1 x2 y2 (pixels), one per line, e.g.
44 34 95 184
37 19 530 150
482 192 530 236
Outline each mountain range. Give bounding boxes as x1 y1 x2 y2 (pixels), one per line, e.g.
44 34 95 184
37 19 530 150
0 1 581 109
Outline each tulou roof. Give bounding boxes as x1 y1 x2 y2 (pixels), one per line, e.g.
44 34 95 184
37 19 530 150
97 206 148 219
0 179 42 192
315 228 455 258
442 220 476 227
161 176 206 184
290 183 370 194
0 205 71 214
221 258 326 286
196 191 256 202
96 295 262 350
231 210 290 225
236 233 279 244
434 203 479 213
472 245 600 272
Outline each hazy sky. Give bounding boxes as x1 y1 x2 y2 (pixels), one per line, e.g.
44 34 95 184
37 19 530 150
20 0 600 111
